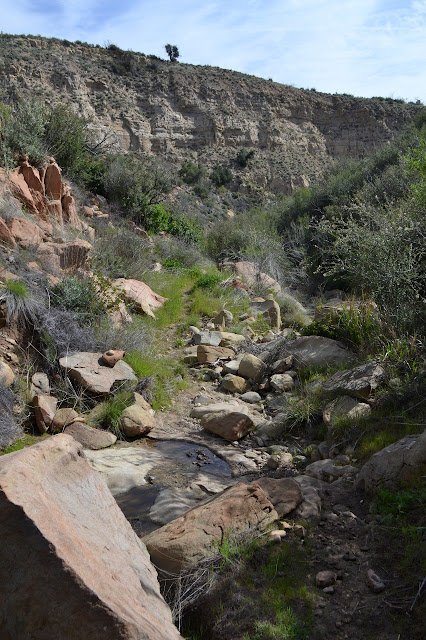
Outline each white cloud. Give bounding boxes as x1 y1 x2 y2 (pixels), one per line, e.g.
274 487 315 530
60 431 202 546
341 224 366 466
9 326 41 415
0 0 424 102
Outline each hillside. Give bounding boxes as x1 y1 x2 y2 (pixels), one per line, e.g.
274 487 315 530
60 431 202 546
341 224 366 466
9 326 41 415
0 34 422 193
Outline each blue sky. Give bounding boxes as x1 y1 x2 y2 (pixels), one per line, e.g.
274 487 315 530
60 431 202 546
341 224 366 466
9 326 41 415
1 1 425 102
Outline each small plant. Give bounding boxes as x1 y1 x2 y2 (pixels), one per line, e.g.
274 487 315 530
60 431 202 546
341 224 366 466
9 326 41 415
90 390 133 438
50 276 112 326
0 278 38 324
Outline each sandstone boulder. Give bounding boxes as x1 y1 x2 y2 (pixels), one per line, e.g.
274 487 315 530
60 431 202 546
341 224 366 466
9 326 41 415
214 308 233 328
305 459 359 482
192 330 222 347
323 395 371 427
64 422 117 449
355 429 426 493
6 217 45 247
121 401 156 438
0 435 181 639
197 345 234 363
250 298 281 329
252 477 303 518
238 353 265 380
33 394 57 433
218 331 246 348
30 372 50 398
200 409 254 441
0 359 15 387
221 373 249 394
59 352 137 394
322 362 385 399
114 278 168 317
233 261 281 294
270 373 294 392
0 217 17 246
143 482 278 573
190 400 249 420
37 239 92 273
51 407 80 433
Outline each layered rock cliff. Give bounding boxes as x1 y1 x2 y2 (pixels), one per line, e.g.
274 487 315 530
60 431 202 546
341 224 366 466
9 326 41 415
0 34 421 191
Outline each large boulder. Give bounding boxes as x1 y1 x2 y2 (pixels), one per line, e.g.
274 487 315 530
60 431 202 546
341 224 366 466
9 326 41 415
190 400 249 420
6 217 45 248
322 362 385 399
233 261 281 294
252 477 303 518
197 345 234 363
221 373 249 394
37 239 92 273
59 352 137 394
279 336 354 370
355 429 426 493
114 279 168 318
238 353 265 380
121 394 156 437
200 409 254 441
0 435 182 639
192 331 222 347
250 298 281 329
143 482 278 573
64 422 117 449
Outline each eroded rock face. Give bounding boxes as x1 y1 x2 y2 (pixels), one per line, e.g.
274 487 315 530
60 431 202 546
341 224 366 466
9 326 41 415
355 429 426 493
0 434 182 639
59 352 137 394
143 482 278 573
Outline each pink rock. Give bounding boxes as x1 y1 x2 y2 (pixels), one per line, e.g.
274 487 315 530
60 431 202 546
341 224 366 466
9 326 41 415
80 205 95 218
114 278 168 317
0 434 182 639
9 170 38 215
101 349 126 367
44 158 62 201
62 192 80 227
0 217 17 247
33 394 58 433
6 217 45 248
47 199 63 224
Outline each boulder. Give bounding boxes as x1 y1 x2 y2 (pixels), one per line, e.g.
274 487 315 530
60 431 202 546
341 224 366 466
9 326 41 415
214 309 233 328
64 422 117 449
190 400 249 420
233 261 281 294
114 278 168 318
252 477 303 518
250 298 281 329
0 435 181 639
37 239 92 273
323 362 385 399
200 409 254 441
238 353 265 380
271 355 294 373
292 475 323 521
33 394 58 433
0 217 17 246
197 345 234 363
192 331 222 347
222 359 241 374
6 217 45 248
51 408 80 433
221 373 249 394
121 401 156 438
279 336 354 370
0 359 15 387
270 373 294 392
44 158 62 200
305 459 359 482
323 395 371 427
59 352 137 394
143 482 278 573
218 331 246 348
30 372 50 398
355 429 426 493
240 391 262 404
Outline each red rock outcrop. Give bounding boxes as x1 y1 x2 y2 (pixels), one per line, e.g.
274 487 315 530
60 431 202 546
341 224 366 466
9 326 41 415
0 434 182 639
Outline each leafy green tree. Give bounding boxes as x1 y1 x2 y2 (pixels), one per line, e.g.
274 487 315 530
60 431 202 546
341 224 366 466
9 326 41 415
165 44 180 62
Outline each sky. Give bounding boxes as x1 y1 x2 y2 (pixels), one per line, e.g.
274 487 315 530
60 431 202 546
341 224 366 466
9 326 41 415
1 0 425 102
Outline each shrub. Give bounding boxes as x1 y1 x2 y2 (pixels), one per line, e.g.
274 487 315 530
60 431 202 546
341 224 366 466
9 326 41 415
210 165 233 187
50 276 110 326
0 99 47 166
235 149 255 168
0 278 39 325
0 386 22 449
179 161 206 185
89 390 134 438
92 223 153 279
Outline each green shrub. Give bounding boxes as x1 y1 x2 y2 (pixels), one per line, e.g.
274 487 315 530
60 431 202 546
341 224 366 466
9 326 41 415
89 390 133 438
235 149 255 168
51 276 110 326
210 165 233 187
0 100 47 166
0 278 39 324
179 161 206 185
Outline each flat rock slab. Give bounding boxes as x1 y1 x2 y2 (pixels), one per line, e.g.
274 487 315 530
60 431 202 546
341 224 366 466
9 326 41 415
64 422 117 449
0 434 181 640
114 278 168 317
323 362 385 399
59 352 137 394
84 446 165 495
143 482 278 573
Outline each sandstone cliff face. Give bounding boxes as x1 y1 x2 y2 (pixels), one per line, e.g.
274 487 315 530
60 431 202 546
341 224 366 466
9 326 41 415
0 35 420 191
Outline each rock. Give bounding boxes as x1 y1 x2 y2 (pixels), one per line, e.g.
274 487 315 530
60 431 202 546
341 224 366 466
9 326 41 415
0 359 15 387
44 157 62 200
252 477 303 517
101 349 126 367
316 571 337 588
240 391 262 404
222 359 241 374
30 372 50 398
0 217 17 247
197 345 234 363
271 355 294 373
200 410 254 441
0 434 181 639
149 487 206 525
323 362 385 399
33 394 58 433
269 530 286 543
305 459 359 482
114 278 168 317
222 374 249 394
62 191 80 227
143 482 278 573
292 475 324 521
218 331 246 348
192 331 222 346
121 402 156 438
265 394 289 416
6 217 45 248
64 422 117 449
233 261 281 294
51 408 80 433
270 373 294 392
250 299 281 329
323 396 371 427
37 239 92 273
59 352 137 394
355 429 426 493
238 353 265 380
365 569 385 593
279 336 354 370
183 346 198 364
214 309 233 328
318 441 330 459
190 400 248 419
